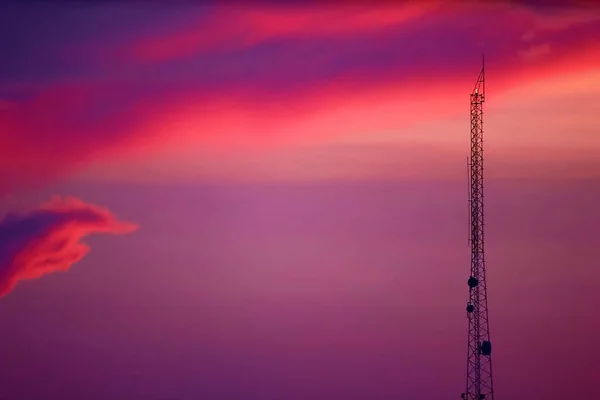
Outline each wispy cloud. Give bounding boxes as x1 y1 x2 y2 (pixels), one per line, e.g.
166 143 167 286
519 43 552 61
0 1 599 188
0 197 137 297
115 3 442 63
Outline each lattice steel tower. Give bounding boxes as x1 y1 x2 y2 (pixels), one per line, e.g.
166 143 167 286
461 59 494 400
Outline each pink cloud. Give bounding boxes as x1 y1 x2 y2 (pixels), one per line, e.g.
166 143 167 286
112 1 600 65
118 2 442 63
1 2 599 189
0 197 137 297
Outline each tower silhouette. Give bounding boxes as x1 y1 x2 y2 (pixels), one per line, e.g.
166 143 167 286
461 59 494 400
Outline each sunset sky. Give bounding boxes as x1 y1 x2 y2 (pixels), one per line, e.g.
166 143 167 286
1 1 599 399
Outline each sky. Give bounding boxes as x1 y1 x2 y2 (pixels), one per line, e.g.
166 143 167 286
1 1 599 399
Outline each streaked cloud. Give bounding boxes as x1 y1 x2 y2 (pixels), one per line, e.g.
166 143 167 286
1 1 599 189
0 197 137 296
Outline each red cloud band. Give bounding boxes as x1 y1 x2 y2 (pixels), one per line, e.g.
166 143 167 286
120 3 441 63
1 2 599 189
0 197 138 297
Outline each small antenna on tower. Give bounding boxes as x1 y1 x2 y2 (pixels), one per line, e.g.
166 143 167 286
482 54 486 100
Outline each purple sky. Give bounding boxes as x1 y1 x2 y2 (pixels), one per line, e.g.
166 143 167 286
0 178 598 399
1 1 600 399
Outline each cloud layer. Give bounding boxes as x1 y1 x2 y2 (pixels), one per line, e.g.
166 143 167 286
0 197 137 297
1 1 599 187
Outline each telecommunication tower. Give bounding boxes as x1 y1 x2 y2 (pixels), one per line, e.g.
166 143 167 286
461 59 494 400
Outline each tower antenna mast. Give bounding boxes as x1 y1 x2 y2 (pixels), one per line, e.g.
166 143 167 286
461 57 494 400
